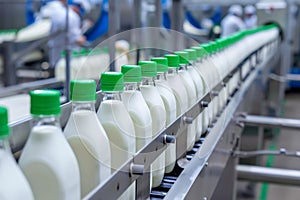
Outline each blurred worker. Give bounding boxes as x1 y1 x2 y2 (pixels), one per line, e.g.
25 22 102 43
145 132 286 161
221 5 245 37
42 0 91 69
244 5 257 29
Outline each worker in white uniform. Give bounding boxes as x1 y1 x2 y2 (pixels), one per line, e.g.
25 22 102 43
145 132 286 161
221 5 245 37
244 5 257 29
45 0 91 69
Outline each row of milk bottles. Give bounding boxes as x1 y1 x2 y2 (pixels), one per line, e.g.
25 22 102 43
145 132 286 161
0 25 279 200
0 48 223 200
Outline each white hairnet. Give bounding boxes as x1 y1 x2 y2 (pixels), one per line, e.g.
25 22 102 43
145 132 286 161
72 0 91 13
245 5 256 14
229 5 243 17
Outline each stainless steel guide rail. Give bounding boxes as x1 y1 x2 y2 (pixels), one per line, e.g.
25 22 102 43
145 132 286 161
236 114 300 130
7 36 279 199
0 78 63 98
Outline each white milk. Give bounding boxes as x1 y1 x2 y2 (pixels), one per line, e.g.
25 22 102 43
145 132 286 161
122 90 152 151
140 84 166 188
179 68 197 150
195 55 216 125
192 61 210 134
166 67 190 159
210 48 227 113
166 70 189 117
19 125 80 200
97 99 136 199
187 64 204 140
64 110 111 197
156 75 177 173
0 150 34 200
206 54 221 120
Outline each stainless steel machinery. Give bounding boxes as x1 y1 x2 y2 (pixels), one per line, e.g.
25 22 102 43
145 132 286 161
7 25 283 199
4 1 300 199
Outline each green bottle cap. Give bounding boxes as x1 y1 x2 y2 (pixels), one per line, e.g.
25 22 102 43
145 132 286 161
209 42 218 53
0 107 9 138
138 61 157 77
184 49 197 61
215 38 227 50
70 80 96 101
121 65 142 82
191 46 202 58
174 51 189 64
30 90 61 115
100 72 124 92
151 57 168 72
164 54 180 68
196 46 207 58
200 43 212 55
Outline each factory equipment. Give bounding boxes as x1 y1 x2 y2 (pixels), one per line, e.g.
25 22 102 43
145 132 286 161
4 24 283 199
2 0 300 199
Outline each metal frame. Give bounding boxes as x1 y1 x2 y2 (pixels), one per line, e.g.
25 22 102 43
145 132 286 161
1 30 64 86
0 78 62 98
236 114 300 130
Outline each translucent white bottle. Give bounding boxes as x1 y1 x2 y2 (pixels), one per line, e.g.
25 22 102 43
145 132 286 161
184 48 204 140
207 42 227 113
151 57 177 173
190 47 210 134
97 72 136 199
139 61 166 188
174 51 197 150
164 54 189 151
19 90 80 200
121 65 152 151
64 80 111 197
200 44 220 121
0 106 34 200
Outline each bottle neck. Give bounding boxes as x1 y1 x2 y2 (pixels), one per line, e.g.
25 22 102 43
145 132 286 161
124 82 140 91
0 137 11 153
156 72 167 81
32 115 61 128
141 76 155 86
188 60 196 68
72 101 96 112
168 67 179 75
102 92 122 101
179 64 188 71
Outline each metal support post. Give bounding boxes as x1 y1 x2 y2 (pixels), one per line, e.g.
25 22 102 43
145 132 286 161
108 0 120 71
2 41 17 86
132 0 141 64
65 2 70 102
171 0 184 50
277 2 298 115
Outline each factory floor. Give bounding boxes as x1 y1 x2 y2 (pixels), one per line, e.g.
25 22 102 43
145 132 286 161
237 92 300 200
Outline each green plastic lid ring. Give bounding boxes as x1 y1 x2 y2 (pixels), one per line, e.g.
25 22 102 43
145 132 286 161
191 46 202 58
0 106 9 138
184 49 197 61
121 65 142 82
100 72 124 92
164 54 180 68
138 61 157 77
174 51 189 64
151 57 168 72
30 90 61 116
70 80 96 101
